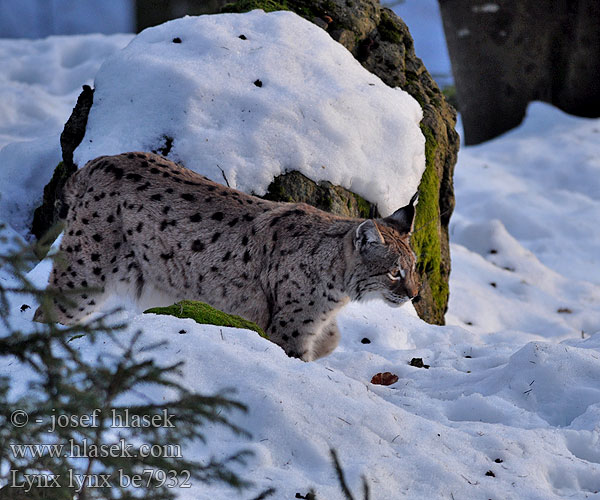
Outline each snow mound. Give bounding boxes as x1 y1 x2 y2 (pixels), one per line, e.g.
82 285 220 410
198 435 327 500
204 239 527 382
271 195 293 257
74 10 425 215
447 218 600 338
482 341 600 427
453 101 600 285
0 33 132 148
9 290 600 499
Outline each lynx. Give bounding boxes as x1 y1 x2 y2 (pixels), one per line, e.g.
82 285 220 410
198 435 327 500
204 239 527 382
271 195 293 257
35 152 420 361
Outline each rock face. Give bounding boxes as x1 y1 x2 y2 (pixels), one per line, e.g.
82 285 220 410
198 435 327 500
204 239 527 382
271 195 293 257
33 1 458 325
263 171 379 219
221 0 459 324
439 0 600 145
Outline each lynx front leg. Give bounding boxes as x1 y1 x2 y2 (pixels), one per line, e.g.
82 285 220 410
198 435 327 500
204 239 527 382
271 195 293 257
267 310 318 361
311 317 341 360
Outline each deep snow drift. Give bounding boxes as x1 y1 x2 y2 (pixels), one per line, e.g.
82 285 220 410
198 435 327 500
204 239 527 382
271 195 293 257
1 14 600 500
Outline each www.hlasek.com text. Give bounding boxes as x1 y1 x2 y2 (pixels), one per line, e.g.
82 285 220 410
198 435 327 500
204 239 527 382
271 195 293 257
10 438 182 460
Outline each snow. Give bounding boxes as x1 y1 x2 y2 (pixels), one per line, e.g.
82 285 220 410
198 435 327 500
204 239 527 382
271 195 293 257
0 0 133 39
1 15 600 500
0 33 133 237
74 11 425 217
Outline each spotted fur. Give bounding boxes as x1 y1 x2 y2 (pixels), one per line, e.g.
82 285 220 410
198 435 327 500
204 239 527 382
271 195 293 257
34 152 419 361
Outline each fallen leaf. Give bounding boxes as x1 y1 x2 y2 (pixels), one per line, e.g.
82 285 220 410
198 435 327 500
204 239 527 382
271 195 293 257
370 372 399 386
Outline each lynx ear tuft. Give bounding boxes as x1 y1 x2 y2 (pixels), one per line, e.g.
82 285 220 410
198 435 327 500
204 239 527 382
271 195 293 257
384 192 418 234
354 220 384 251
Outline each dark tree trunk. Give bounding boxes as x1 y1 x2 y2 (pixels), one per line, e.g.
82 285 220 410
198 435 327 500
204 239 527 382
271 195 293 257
135 0 230 31
439 0 600 145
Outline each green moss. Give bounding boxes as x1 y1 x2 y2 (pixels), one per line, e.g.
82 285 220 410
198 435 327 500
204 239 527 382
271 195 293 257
144 300 267 338
221 0 339 27
405 70 419 83
378 10 403 44
412 125 448 314
263 174 294 202
221 0 288 13
410 92 427 108
352 192 373 218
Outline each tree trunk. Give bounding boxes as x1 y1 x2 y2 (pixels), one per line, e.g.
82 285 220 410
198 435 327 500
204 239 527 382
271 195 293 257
439 0 600 145
135 0 230 31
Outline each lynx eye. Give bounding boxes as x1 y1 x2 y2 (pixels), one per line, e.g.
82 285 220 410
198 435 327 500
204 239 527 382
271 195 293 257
387 268 405 281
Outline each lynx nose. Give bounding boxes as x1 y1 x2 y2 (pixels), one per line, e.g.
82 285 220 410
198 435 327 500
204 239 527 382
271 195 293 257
407 281 420 300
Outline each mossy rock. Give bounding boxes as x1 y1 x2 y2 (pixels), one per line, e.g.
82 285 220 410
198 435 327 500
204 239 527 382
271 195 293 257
220 0 459 325
31 85 94 245
411 124 448 318
222 0 289 13
262 170 378 219
442 85 459 111
31 160 75 244
222 0 352 29
144 300 267 338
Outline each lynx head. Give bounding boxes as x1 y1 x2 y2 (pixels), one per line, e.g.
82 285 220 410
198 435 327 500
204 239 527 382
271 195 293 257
350 193 420 306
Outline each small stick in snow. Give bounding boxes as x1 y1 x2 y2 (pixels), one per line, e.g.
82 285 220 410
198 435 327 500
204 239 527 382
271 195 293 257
216 164 230 187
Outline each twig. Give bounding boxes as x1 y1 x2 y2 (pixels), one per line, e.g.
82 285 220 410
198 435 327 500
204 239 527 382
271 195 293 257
217 164 231 187
331 449 355 500
249 487 276 500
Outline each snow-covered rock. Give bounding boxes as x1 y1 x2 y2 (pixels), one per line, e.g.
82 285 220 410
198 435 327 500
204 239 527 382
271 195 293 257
74 10 425 216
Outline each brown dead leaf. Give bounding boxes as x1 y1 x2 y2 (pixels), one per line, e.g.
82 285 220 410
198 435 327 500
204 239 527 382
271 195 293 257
370 372 399 386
